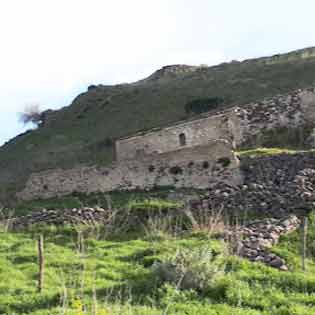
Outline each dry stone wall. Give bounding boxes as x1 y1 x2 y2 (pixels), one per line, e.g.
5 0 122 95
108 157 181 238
10 207 109 229
191 151 315 218
217 87 315 147
17 140 241 201
233 89 308 146
232 87 315 146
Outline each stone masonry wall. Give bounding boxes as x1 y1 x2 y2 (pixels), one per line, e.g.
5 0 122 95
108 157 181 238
115 112 234 161
116 87 315 162
17 140 241 201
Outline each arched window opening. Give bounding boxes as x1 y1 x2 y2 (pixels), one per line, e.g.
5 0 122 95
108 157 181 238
179 133 186 146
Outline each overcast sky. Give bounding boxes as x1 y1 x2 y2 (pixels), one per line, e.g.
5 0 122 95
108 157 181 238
1 0 315 146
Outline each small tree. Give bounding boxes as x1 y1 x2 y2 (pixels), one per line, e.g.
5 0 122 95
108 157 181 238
19 104 43 126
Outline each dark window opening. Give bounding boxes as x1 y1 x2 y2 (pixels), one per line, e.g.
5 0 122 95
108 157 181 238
169 166 183 175
202 161 210 169
179 133 186 146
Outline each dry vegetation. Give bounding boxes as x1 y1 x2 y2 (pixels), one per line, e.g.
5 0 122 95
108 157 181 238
19 104 43 126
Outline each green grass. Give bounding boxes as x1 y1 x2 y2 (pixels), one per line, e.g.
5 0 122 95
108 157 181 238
236 147 315 158
126 199 184 212
12 188 199 217
1 215 315 315
236 147 301 157
0 228 220 314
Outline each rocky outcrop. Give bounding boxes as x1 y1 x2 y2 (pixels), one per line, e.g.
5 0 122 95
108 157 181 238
139 65 200 83
248 46 315 66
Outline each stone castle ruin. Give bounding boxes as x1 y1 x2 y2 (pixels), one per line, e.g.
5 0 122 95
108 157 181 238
17 87 315 202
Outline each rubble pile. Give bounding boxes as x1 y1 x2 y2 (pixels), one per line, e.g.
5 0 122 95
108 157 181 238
237 215 300 271
194 152 315 218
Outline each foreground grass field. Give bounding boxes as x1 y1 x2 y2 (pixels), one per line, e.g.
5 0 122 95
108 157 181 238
1 212 315 315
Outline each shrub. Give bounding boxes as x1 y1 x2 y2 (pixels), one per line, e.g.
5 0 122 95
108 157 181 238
127 199 183 212
19 104 43 126
185 97 224 115
157 283 199 308
184 206 226 238
124 199 186 236
152 245 225 292
104 137 113 147
217 157 231 167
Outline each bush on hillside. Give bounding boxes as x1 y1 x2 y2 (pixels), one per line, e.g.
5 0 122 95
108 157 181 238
123 199 186 236
152 245 225 292
185 97 224 115
19 104 43 126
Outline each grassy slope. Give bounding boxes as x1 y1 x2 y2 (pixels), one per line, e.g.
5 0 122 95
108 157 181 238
1 220 315 315
2 48 315 201
11 188 199 217
236 147 315 158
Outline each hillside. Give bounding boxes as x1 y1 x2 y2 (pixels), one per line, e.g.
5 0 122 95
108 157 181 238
2 47 315 203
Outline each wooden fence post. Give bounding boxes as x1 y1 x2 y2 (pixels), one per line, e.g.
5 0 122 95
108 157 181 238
302 216 308 271
38 234 45 293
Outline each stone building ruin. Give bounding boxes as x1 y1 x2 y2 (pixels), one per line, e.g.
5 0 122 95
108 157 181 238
115 87 315 162
114 110 239 161
16 87 315 201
